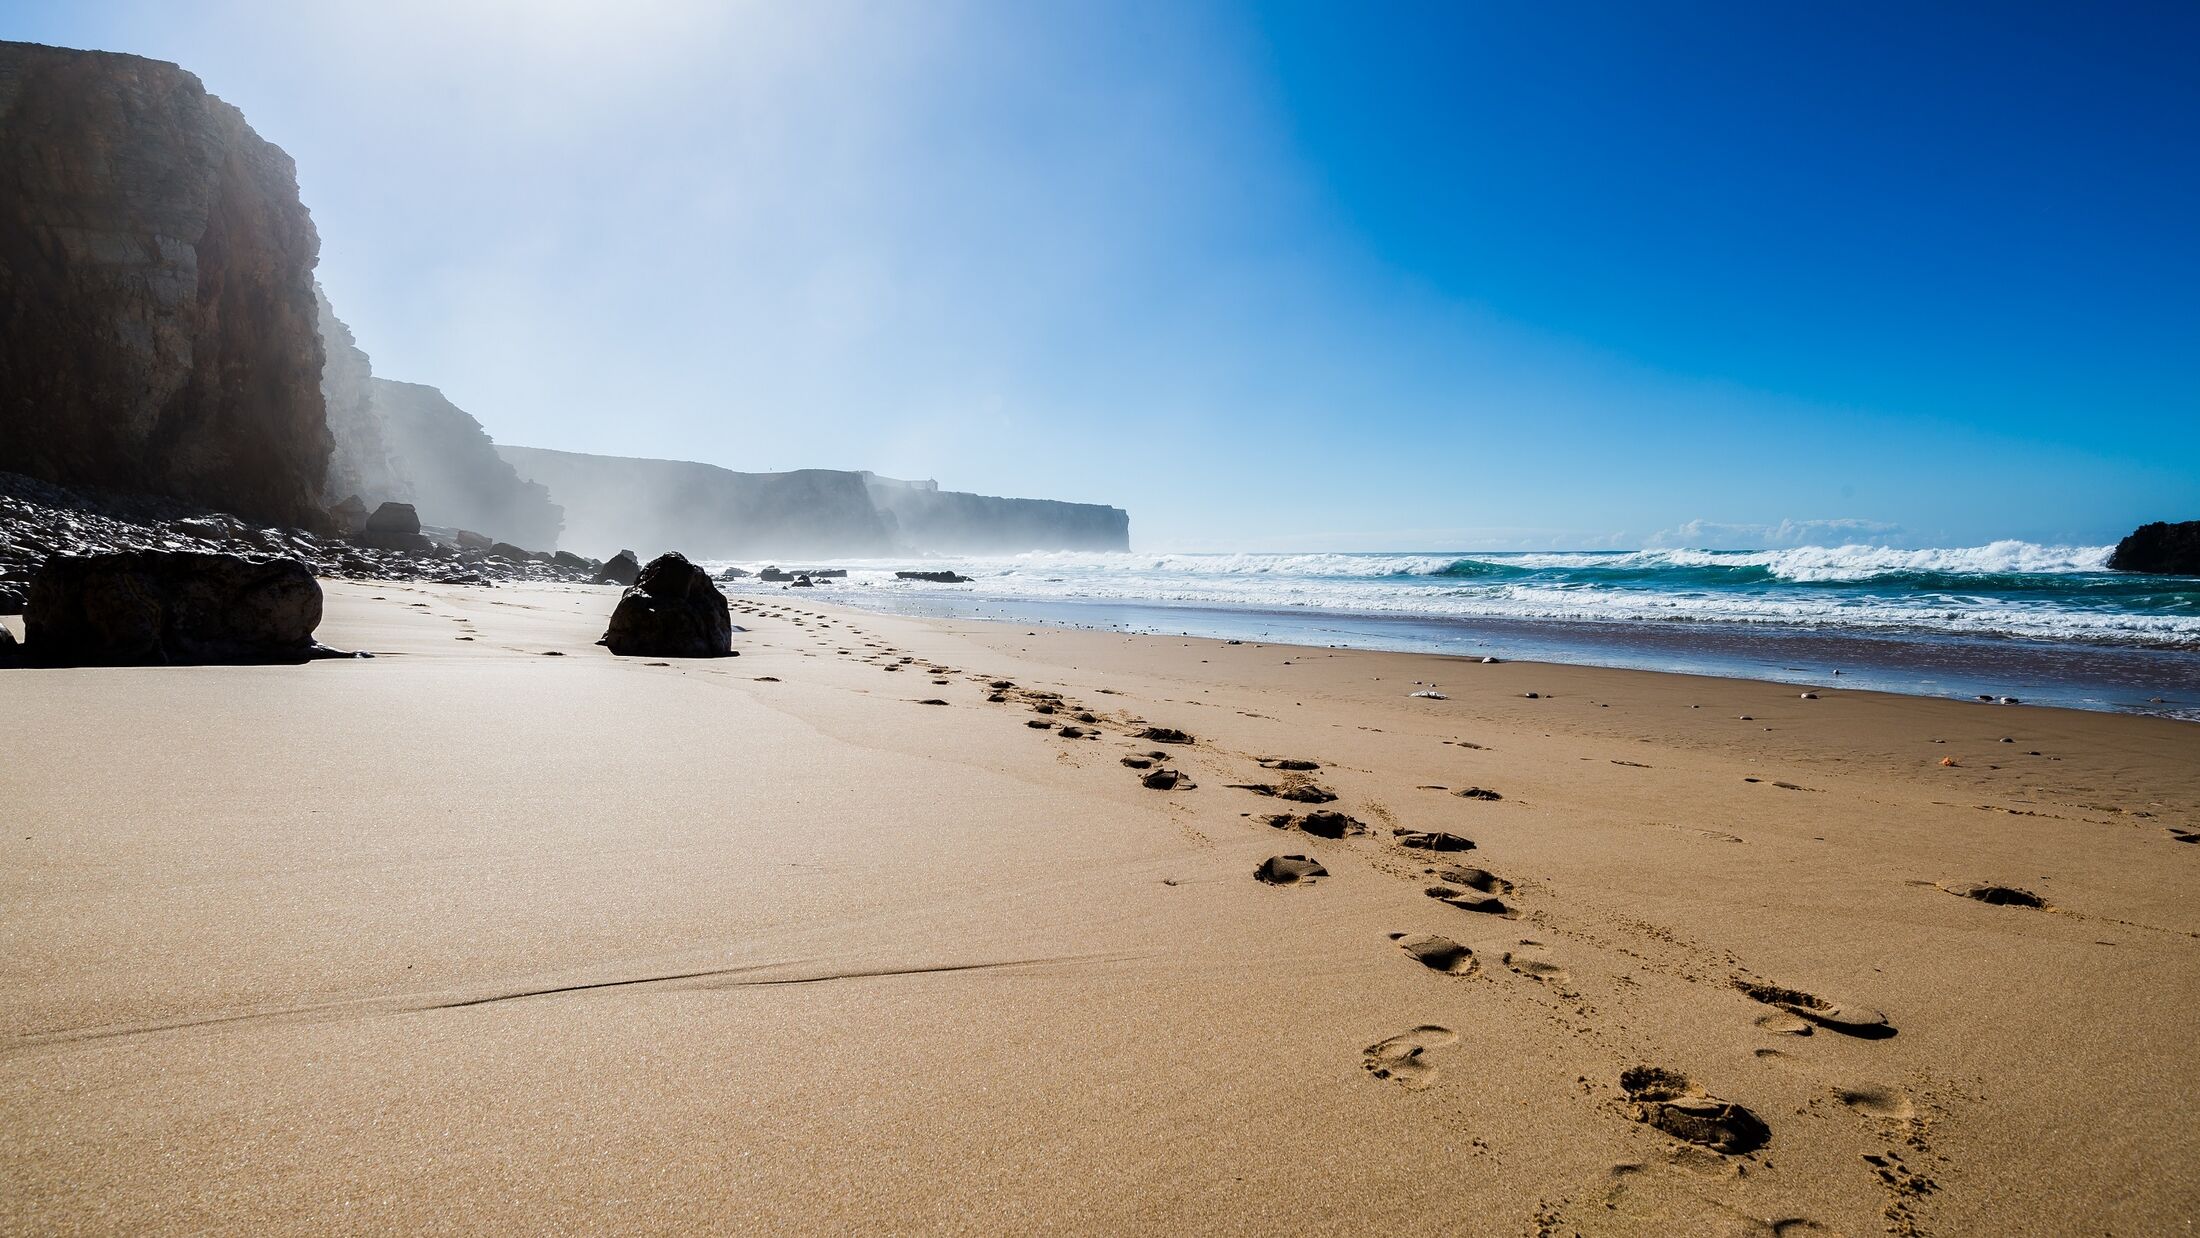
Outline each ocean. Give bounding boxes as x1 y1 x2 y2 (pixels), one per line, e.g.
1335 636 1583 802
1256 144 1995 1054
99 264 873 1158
708 543 2200 720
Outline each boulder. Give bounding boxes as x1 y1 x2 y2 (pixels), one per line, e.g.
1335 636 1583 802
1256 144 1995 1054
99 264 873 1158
2108 521 2200 576
600 553 732 658
355 502 432 553
759 566 790 582
552 551 592 571
23 551 334 664
895 570 973 583
490 541 537 562
454 529 493 551
718 566 753 580
328 495 370 535
365 501 421 534
594 549 640 586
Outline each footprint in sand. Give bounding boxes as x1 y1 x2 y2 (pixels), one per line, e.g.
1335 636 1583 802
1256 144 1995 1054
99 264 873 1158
1431 865 1511 895
1255 855 1328 885
1263 810 1366 839
1227 779 1338 804
1943 881 2047 908
1394 829 1475 853
1425 885 1512 916
1362 1025 1458 1088
1733 979 1894 1038
1618 1066 1770 1154
1389 932 1475 974
1835 1084 1914 1121
1502 941 1570 983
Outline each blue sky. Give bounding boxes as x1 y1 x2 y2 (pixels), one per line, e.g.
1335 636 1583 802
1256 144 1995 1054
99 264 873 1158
9 0 2195 549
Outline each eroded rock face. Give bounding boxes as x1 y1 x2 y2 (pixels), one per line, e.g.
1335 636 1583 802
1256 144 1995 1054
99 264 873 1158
24 550 329 664
0 42 330 527
601 552 731 657
2108 521 2200 576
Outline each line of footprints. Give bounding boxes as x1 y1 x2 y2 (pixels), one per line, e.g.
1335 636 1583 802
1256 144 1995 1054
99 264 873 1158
724 596 1925 1213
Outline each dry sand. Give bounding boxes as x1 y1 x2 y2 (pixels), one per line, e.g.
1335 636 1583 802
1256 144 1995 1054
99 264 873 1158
4 581 2196 1235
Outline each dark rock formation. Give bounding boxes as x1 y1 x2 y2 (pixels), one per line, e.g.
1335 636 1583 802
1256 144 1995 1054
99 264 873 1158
594 549 639 586
2107 521 2200 576
366 502 420 534
895 570 973 583
600 552 732 658
498 445 1129 556
23 550 332 664
327 495 369 535
552 550 592 572
0 42 330 527
1 468 597 589
355 501 431 553
717 567 752 580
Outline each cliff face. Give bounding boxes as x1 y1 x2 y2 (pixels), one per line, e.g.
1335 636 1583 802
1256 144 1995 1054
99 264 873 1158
496 446 893 559
497 446 1128 558
0 42 330 527
365 379 563 549
314 283 407 509
312 287 560 548
865 474 1129 553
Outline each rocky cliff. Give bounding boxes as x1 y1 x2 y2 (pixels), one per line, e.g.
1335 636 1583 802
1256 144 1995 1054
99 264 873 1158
310 288 561 548
496 446 896 559
0 42 330 527
497 446 1127 558
314 283 406 510
864 474 1129 553
363 379 562 549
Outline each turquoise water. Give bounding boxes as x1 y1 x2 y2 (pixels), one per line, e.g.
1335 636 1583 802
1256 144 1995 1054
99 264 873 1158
712 543 2200 718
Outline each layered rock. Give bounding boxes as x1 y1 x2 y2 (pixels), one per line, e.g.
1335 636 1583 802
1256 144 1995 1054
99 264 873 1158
498 446 1129 556
0 42 329 527
2108 521 2200 576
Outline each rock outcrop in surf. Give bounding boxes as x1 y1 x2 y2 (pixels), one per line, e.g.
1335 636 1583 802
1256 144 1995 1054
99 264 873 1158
2108 520 2200 576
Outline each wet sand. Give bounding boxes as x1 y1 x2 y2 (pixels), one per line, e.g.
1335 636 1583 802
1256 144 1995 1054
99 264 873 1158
4 581 2196 1234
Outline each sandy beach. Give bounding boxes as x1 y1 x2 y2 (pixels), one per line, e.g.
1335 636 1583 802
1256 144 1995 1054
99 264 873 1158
4 580 2197 1235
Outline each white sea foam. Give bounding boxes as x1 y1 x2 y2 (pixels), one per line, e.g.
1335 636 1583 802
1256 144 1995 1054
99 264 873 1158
707 541 2198 648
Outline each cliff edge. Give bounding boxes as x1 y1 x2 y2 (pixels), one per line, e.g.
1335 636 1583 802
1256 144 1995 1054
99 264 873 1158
0 42 329 527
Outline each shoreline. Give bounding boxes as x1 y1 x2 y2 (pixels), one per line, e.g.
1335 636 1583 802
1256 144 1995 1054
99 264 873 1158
6 580 2196 1233
731 584 2200 721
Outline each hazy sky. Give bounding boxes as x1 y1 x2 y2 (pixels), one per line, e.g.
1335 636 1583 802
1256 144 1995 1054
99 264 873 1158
10 1 2196 549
